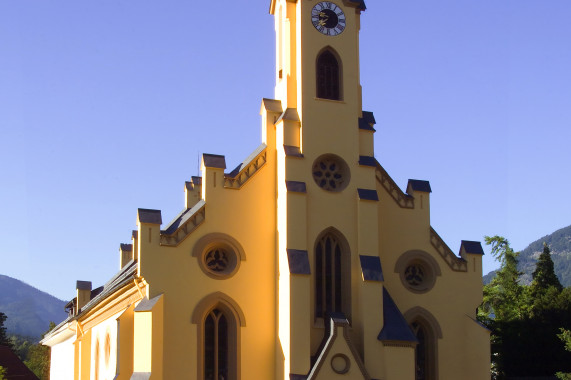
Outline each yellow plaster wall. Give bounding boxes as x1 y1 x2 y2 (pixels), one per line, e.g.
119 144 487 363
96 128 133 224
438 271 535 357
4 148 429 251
359 281 384 379
116 305 134 380
382 345 415 380
79 329 91 380
133 308 152 373
136 145 277 379
376 177 489 378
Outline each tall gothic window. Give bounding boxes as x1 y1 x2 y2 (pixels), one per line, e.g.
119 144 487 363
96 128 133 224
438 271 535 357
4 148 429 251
193 294 243 380
315 231 348 318
411 321 427 380
204 308 229 380
316 50 341 100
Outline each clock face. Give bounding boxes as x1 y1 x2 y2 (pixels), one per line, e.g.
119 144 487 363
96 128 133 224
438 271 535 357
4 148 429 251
311 2 346 36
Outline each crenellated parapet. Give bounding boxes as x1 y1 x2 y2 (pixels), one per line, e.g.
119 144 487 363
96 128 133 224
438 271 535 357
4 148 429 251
160 201 206 247
375 163 414 209
224 144 267 189
430 227 468 272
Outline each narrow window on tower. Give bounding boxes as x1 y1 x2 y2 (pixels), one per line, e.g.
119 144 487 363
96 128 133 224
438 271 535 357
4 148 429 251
315 230 350 320
316 49 341 100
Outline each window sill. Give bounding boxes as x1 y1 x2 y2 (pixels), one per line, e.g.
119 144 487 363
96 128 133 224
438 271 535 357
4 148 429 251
314 97 346 104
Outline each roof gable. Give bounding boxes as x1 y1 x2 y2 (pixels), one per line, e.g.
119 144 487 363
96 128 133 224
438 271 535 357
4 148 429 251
306 314 371 380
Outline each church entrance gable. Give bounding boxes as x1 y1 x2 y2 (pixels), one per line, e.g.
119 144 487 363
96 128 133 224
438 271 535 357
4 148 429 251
306 314 371 380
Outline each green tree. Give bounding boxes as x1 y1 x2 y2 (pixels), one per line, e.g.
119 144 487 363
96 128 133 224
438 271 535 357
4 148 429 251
480 236 526 321
0 365 7 380
532 242 563 294
24 321 55 380
479 236 571 379
556 328 571 380
0 312 13 349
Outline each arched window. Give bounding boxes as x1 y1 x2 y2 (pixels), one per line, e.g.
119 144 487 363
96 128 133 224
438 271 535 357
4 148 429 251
204 308 229 380
316 50 341 100
411 321 428 380
192 292 245 380
315 230 350 319
405 308 442 380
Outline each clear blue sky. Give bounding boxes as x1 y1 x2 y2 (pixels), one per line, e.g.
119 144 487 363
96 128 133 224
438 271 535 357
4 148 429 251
1 1 570 301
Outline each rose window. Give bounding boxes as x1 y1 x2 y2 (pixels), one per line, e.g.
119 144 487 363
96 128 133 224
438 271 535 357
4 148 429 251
312 155 350 192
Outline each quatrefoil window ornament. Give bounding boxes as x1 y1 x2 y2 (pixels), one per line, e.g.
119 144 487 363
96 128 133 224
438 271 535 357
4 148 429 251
312 154 350 192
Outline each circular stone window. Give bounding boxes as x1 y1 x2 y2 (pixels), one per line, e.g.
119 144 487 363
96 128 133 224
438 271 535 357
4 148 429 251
312 154 350 192
330 353 350 374
193 233 245 279
202 245 237 278
204 247 233 273
395 251 440 293
404 262 427 288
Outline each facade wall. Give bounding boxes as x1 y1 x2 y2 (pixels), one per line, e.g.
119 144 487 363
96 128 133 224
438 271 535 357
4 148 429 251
90 310 121 380
43 1 490 379
50 335 75 380
136 148 277 379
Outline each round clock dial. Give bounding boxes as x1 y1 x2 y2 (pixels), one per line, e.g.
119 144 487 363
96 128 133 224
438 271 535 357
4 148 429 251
311 2 346 36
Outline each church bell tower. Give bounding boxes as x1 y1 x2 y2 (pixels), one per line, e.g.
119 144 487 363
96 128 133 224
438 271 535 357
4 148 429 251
267 1 383 379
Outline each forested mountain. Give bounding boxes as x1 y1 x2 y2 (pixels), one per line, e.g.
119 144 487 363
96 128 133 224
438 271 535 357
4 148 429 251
0 275 67 339
483 224 571 286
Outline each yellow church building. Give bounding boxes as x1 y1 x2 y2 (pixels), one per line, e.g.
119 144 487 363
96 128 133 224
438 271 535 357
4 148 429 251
42 1 491 379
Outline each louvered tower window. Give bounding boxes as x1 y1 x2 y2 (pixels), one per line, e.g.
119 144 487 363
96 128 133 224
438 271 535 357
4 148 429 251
316 50 341 100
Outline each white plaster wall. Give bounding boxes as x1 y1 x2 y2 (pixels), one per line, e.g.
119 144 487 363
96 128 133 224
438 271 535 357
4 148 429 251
50 335 75 380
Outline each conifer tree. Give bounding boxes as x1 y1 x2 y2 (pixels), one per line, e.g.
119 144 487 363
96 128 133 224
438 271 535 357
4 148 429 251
481 236 525 321
532 242 563 294
0 312 13 349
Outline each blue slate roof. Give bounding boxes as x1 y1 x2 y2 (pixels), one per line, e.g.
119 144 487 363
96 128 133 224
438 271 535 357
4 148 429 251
357 188 379 201
461 240 485 255
287 249 311 275
350 0 367 10
378 288 418 343
284 145 304 157
138 208 162 224
202 153 226 169
407 179 432 193
359 255 384 282
286 181 307 193
358 155 377 167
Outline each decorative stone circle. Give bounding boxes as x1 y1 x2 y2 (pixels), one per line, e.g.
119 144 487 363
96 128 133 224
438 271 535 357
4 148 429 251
205 248 231 273
193 233 245 280
395 250 440 294
202 245 237 278
401 259 436 293
330 353 350 374
312 154 350 192
404 263 425 287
